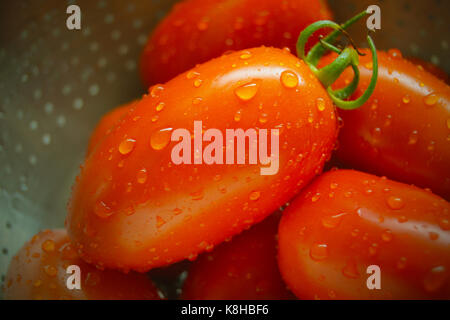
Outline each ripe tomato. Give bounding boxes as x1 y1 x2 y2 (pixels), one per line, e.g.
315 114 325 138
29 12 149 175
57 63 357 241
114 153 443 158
140 0 332 86
182 212 293 299
3 229 162 300
278 169 450 299
87 101 135 156
320 49 450 199
67 47 338 272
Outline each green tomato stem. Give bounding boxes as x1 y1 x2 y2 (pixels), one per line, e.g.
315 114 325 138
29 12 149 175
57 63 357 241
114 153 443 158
296 11 378 110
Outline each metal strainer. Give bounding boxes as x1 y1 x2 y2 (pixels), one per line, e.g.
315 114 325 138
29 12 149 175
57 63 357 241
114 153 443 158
0 0 449 297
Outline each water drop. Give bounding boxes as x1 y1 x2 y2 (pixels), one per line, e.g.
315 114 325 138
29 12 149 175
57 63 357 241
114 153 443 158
249 191 260 201
316 98 326 111
41 240 55 252
239 51 252 60
310 242 328 261
321 213 345 229
424 93 439 106
193 79 203 88
381 229 393 242
156 216 166 228
234 110 242 122
43 265 57 277
94 200 113 219
280 70 298 89
137 169 148 184
342 260 359 279
150 128 172 150
408 130 419 145
119 138 136 155
423 266 447 292
386 196 404 210
402 94 411 104
235 82 259 101
155 102 165 112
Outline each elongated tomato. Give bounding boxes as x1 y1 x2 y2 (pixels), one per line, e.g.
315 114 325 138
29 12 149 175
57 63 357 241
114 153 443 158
182 212 293 299
87 101 136 156
278 170 450 299
140 0 332 86
67 47 337 272
320 49 450 199
4 229 162 300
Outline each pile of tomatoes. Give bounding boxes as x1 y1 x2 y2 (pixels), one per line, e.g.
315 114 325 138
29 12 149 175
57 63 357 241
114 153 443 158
4 0 449 300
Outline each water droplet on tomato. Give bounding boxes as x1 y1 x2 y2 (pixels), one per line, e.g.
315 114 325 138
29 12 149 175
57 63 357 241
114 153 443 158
136 169 147 184
234 109 242 122
155 102 165 112
321 213 345 229
239 51 252 60
386 196 404 210
408 130 419 144
249 191 260 201
43 265 57 277
119 138 136 155
41 240 55 252
94 200 113 218
316 98 326 111
150 128 172 150
342 260 359 279
381 229 393 242
193 79 203 88
150 85 164 98
235 82 259 101
280 70 298 88
156 216 166 228
186 71 200 79
423 266 447 292
402 94 411 104
258 113 268 124
424 93 439 106
310 242 328 261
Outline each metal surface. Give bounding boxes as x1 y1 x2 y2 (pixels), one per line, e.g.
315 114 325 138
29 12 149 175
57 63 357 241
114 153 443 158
0 0 448 294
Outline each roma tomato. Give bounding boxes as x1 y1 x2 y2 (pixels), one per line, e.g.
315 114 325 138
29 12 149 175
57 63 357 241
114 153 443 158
278 169 450 300
182 212 293 300
87 101 135 155
67 47 338 272
140 0 332 86
320 49 450 199
3 229 162 300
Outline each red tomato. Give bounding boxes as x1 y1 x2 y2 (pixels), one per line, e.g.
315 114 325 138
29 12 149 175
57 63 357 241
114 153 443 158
3 229 162 300
320 49 450 199
182 212 293 299
67 47 338 272
140 0 332 86
87 102 135 156
278 169 450 299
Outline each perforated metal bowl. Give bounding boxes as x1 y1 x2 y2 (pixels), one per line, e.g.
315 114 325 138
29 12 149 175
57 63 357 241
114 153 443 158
0 0 449 297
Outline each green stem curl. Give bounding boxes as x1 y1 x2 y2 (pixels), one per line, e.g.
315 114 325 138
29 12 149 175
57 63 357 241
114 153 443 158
296 11 378 110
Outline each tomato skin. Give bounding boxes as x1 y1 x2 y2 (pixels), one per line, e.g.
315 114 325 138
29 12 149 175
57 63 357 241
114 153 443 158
3 229 162 300
87 102 135 156
406 57 449 84
67 47 337 272
320 49 450 199
182 212 293 299
278 169 450 300
140 0 332 87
